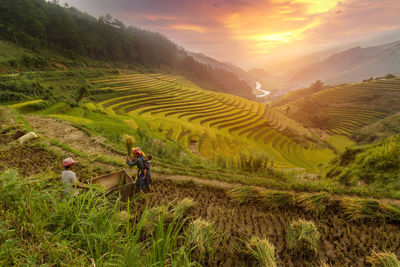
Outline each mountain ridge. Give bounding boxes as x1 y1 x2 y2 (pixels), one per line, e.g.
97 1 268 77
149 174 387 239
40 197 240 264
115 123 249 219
290 41 400 86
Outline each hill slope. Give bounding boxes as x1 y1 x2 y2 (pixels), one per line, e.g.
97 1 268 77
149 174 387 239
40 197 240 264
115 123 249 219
0 0 254 100
290 41 400 86
90 72 333 168
274 77 400 139
187 51 255 88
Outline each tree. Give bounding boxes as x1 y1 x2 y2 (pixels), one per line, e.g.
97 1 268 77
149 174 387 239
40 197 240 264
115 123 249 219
310 80 323 92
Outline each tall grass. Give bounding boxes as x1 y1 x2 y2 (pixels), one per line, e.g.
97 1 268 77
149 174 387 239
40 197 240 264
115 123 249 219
237 152 275 174
287 219 320 257
0 169 199 266
245 237 277 267
367 251 400 267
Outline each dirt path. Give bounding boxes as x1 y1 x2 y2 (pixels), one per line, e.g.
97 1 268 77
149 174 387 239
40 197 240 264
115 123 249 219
156 173 243 189
27 115 123 159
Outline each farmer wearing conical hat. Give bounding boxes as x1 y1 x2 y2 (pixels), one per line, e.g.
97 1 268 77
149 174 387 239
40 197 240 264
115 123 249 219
61 157 80 196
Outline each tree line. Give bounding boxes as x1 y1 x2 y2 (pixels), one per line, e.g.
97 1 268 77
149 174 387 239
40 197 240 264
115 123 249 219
0 0 254 99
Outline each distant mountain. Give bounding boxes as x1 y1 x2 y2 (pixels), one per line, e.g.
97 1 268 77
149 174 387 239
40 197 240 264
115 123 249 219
187 51 256 88
267 47 344 78
247 68 272 79
290 41 400 86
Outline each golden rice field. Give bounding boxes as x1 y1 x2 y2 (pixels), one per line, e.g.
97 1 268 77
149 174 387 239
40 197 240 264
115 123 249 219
92 73 334 168
277 78 400 137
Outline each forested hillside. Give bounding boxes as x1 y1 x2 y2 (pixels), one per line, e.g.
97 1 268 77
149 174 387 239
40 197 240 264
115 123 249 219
0 0 254 99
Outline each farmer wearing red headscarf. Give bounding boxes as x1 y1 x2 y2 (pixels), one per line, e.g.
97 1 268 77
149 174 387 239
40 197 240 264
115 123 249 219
126 147 145 193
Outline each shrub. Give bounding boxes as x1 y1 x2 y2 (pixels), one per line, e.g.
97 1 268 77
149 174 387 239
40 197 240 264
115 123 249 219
287 219 320 257
245 237 277 267
367 251 400 267
0 170 25 208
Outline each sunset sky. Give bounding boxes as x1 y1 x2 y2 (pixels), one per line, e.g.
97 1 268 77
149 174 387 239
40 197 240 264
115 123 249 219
59 0 400 68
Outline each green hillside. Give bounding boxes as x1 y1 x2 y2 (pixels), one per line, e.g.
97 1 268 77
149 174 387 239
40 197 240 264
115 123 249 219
325 134 400 196
90 73 334 168
0 0 254 100
4 70 334 170
354 111 400 143
276 77 400 138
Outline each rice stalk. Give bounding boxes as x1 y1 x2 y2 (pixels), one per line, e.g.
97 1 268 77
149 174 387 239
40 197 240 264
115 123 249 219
342 198 384 221
172 198 196 219
258 189 294 210
296 193 331 215
124 135 135 156
185 218 217 262
227 187 259 204
319 260 332 267
141 205 170 238
380 204 400 222
245 237 277 267
367 251 400 267
287 219 320 257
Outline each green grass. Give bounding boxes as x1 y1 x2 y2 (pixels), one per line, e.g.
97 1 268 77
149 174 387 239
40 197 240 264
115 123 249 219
0 169 204 266
325 135 400 192
325 135 355 152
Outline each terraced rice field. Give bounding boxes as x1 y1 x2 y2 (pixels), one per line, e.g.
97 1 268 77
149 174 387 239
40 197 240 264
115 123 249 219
310 79 400 135
277 78 400 136
92 73 334 168
133 179 400 266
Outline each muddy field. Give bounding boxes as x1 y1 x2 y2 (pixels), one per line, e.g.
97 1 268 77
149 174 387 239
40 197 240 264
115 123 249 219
0 135 107 181
129 179 400 267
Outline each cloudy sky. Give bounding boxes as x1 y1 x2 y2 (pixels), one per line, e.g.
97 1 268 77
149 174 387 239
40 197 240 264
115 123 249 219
59 0 400 68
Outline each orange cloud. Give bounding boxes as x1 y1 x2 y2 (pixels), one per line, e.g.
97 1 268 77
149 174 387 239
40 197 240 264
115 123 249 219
221 1 337 55
170 24 207 33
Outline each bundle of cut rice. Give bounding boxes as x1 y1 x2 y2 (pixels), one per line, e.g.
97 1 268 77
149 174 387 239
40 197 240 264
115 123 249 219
124 135 135 156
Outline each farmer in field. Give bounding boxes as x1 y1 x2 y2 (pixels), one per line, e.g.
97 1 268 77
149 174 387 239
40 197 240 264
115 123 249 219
126 147 145 193
143 154 152 191
61 157 86 196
